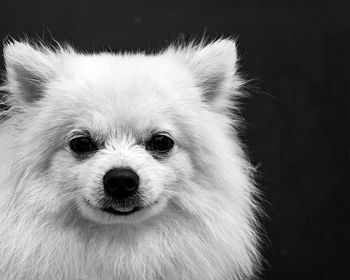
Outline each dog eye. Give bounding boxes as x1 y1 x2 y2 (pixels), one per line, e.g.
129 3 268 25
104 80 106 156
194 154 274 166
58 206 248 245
69 136 97 155
146 134 174 154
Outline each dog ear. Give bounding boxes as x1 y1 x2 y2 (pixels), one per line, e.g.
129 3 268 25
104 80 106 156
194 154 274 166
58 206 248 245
170 39 242 111
3 41 59 105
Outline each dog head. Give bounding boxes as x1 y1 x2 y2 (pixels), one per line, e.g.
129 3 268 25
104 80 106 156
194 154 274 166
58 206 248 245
2 39 243 225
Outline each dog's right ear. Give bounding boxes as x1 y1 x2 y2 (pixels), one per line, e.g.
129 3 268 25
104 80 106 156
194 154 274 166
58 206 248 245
3 41 60 105
166 39 242 113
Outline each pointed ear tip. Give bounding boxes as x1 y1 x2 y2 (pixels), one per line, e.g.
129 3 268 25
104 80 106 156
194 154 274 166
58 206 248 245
213 38 236 45
194 39 238 65
208 38 237 53
4 39 28 50
3 40 35 59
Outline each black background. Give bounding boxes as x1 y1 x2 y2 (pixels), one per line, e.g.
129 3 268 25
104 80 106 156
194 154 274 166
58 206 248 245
0 1 349 279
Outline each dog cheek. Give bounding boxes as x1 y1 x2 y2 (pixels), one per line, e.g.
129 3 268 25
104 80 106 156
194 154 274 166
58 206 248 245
48 152 98 200
168 150 194 189
74 159 106 203
141 150 194 200
49 152 75 182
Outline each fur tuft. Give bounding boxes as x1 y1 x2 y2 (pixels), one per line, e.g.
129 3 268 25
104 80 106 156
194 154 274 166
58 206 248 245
165 38 245 113
3 40 74 105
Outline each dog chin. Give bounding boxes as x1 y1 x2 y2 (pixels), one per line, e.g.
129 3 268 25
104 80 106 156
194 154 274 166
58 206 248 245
76 196 169 225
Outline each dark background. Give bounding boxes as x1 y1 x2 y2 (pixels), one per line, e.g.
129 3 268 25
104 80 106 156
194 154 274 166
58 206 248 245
0 1 349 279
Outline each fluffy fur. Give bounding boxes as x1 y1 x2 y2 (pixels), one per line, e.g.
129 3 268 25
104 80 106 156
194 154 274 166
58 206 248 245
0 39 261 280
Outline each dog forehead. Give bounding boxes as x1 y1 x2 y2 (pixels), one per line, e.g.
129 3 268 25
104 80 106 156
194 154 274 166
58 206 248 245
62 53 190 88
62 54 189 102
53 53 201 137
58 57 173 128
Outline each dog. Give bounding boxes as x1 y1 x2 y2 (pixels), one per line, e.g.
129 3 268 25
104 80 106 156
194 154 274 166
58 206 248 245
0 38 261 280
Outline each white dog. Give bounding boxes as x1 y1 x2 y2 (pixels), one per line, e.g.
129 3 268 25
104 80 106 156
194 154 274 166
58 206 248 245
0 38 261 280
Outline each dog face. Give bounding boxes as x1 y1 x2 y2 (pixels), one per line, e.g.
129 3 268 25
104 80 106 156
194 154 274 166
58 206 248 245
3 40 241 225
47 58 199 224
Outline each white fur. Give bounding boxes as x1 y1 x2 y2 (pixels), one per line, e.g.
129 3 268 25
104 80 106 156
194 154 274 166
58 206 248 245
0 39 261 280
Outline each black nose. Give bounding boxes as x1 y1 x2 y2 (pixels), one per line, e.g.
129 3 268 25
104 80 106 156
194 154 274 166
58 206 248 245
103 168 139 199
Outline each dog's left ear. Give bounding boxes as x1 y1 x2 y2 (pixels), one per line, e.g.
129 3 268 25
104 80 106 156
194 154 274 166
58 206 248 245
170 39 242 112
3 41 59 105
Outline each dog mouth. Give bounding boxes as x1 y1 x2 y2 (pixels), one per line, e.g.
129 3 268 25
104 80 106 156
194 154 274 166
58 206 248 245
84 199 157 216
79 197 167 224
101 205 142 216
